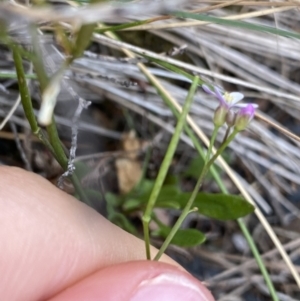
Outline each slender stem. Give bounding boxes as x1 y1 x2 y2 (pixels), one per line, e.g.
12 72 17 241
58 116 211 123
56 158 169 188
0 33 34 60
154 130 239 260
14 47 63 165
206 129 238 171
17 34 90 205
154 167 206 260
0 72 36 79
12 48 55 153
46 120 91 205
205 126 219 164
30 28 49 92
12 49 39 133
182 127 279 301
105 30 278 300
97 19 151 34
71 0 104 59
237 219 279 301
30 31 65 162
46 119 68 169
136 146 152 190
221 126 231 145
195 136 279 301
142 76 199 259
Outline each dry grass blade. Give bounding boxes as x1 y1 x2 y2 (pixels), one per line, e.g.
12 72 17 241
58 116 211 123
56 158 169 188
1 0 189 24
123 5 297 30
255 112 300 144
90 34 300 103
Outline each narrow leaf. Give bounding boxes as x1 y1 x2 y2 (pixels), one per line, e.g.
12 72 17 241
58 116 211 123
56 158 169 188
174 11 300 40
178 193 254 220
154 225 206 247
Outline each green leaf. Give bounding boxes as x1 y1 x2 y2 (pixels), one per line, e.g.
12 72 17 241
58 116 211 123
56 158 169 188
173 11 300 40
105 194 137 234
123 197 180 211
122 198 142 211
184 156 205 178
135 184 253 219
134 179 154 195
183 154 228 179
105 192 122 207
154 225 206 247
141 184 181 209
106 184 253 220
123 180 181 210
155 200 181 209
178 193 254 220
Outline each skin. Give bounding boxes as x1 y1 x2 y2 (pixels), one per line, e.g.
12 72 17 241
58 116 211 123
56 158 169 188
0 166 215 301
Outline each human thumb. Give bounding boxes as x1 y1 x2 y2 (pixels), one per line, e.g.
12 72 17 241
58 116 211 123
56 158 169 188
48 260 215 301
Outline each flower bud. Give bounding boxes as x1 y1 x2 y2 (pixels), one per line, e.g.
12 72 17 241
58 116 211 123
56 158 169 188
213 104 228 127
226 110 236 127
234 104 256 131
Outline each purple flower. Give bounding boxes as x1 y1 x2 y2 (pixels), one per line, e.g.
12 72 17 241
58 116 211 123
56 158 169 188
202 85 258 110
202 85 242 108
235 104 256 131
202 84 258 128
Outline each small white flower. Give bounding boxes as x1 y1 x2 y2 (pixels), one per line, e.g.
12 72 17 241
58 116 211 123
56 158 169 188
202 84 258 128
202 85 257 109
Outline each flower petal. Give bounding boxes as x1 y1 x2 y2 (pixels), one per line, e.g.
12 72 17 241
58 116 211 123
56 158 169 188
234 103 259 109
229 92 244 105
238 104 256 119
234 104 256 131
214 87 228 107
202 84 215 96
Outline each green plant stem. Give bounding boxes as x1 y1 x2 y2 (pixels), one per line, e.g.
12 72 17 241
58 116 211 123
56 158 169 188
30 29 49 92
207 130 238 170
46 119 68 168
204 156 278 301
72 0 105 59
13 38 90 206
46 116 92 206
237 220 279 300
170 116 278 301
202 144 279 301
160 99 278 301
221 126 231 144
0 72 36 79
30 37 69 170
13 49 39 133
142 56 205 86
154 129 239 260
105 29 278 300
12 48 55 153
0 33 34 61
142 76 199 260
97 19 151 34
205 126 219 164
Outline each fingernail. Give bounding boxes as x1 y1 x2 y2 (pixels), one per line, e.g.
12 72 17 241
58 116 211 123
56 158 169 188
130 272 211 301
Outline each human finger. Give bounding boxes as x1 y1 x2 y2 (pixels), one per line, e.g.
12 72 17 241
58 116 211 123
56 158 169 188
0 167 177 301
